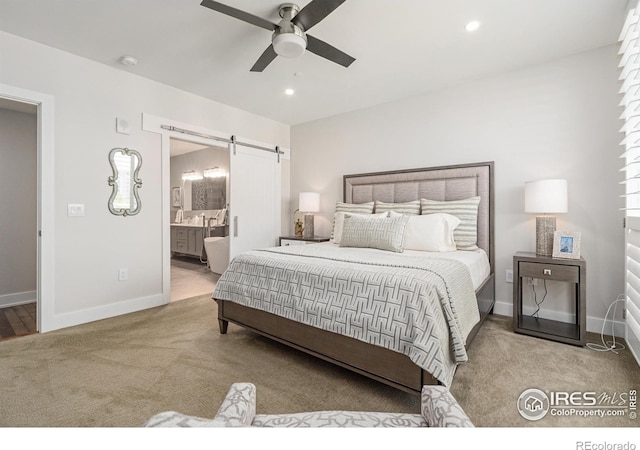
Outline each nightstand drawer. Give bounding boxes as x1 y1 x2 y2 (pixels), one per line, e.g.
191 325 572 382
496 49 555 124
280 239 308 246
519 261 579 283
279 236 330 246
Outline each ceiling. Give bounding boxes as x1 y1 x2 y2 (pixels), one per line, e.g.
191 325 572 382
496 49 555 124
0 0 629 126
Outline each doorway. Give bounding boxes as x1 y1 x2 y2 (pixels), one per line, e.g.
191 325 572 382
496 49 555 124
169 137 230 302
142 113 285 306
0 98 37 341
0 84 54 334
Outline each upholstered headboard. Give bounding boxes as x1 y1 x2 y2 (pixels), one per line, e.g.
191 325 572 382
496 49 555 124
343 162 494 272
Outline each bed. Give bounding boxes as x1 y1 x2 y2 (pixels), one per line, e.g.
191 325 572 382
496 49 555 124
213 162 495 395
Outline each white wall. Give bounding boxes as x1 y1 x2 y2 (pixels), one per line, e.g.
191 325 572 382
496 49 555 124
0 31 289 329
0 108 37 304
290 45 623 330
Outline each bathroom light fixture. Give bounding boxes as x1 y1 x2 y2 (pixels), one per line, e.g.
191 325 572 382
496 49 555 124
120 55 138 66
525 179 568 256
204 167 224 178
284 88 295 96
299 192 320 239
182 170 203 181
465 20 481 32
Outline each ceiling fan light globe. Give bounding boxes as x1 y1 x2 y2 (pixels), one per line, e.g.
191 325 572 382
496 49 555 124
273 33 307 58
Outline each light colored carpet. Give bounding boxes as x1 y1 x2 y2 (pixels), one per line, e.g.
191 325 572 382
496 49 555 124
0 295 637 427
452 312 640 427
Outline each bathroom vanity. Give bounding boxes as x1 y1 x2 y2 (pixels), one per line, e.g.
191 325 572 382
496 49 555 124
171 224 228 258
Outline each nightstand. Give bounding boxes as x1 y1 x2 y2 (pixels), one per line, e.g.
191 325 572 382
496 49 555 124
513 252 586 346
279 235 330 246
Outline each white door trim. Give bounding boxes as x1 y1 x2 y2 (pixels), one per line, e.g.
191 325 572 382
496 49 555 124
0 83 55 333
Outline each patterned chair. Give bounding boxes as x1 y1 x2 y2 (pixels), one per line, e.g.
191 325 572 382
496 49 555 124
144 383 473 428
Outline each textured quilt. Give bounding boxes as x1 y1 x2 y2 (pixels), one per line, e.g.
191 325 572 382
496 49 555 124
213 244 480 386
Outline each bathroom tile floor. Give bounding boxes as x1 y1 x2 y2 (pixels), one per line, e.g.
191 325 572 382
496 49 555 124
170 256 218 302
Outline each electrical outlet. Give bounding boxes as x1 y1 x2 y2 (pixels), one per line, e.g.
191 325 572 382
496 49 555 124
506 269 513 283
118 268 128 281
527 277 538 286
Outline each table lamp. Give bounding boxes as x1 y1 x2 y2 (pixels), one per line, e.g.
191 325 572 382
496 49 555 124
525 179 568 256
299 192 320 239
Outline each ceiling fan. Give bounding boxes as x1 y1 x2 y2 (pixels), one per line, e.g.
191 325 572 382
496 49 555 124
200 0 355 72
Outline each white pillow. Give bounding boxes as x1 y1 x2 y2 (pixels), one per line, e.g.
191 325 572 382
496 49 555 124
331 211 388 244
402 213 461 252
420 197 480 251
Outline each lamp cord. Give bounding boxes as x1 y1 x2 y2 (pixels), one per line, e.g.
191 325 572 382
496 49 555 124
586 295 627 354
530 279 548 319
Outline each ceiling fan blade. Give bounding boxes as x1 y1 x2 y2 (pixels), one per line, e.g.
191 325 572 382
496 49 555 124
250 45 278 72
306 35 355 68
292 0 347 32
200 0 276 31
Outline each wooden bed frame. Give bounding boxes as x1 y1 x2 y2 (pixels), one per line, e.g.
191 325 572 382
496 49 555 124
215 162 495 395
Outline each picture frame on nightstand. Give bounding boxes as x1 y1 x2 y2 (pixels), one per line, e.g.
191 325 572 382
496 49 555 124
552 231 581 259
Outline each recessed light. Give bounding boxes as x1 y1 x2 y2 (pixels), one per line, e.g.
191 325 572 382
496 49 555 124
120 55 138 66
284 88 295 96
465 20 480 32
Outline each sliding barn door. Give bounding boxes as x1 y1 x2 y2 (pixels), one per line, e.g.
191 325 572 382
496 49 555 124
228 143 281 261
620 3 640 365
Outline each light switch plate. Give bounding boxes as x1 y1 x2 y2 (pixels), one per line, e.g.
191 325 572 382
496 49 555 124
67 203 85 217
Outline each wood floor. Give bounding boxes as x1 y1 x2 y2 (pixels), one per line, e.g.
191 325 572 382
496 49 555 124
171 256 217 302
0 303 37 342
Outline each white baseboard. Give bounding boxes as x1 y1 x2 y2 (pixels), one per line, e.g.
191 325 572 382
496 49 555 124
42 293 167 333
0 291 36 308
493 300 625 339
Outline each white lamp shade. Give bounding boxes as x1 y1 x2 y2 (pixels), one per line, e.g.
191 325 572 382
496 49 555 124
273 33 306 58
299 192 320 213
524 179 568 213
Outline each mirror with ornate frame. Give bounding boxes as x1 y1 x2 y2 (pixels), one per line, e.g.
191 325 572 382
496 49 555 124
108 147 142 216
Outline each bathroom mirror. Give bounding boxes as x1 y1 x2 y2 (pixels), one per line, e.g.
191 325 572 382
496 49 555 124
192 178 226 210
108 147 142 216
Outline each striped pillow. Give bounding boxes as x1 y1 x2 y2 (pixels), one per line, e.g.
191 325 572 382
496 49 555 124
374 200 420 215
420 197 481 251
330 202 374 240
339 213 410 253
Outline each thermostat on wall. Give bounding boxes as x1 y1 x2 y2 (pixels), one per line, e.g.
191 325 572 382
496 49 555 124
116 117 131 135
